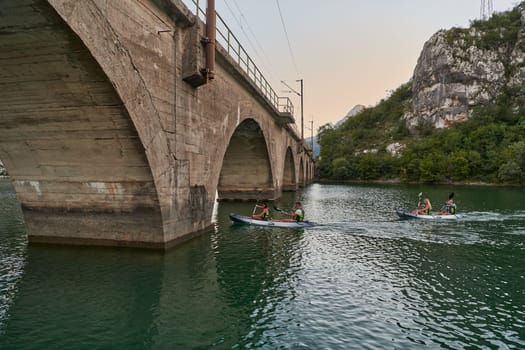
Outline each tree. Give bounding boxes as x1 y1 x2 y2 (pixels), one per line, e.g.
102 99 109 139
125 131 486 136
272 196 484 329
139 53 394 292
449 151 470 180
331 157 350 180
498 161 522 183
498 141 525 183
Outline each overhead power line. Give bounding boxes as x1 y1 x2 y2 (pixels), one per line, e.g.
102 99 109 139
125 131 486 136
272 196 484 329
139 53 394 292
275 0 301 77
223 0 276 81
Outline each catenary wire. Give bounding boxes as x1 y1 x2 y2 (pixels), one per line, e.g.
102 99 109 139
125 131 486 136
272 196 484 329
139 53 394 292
275 0 301 77
223 0 276 81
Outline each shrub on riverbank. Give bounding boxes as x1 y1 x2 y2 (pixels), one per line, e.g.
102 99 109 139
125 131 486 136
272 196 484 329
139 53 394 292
318 87 525 185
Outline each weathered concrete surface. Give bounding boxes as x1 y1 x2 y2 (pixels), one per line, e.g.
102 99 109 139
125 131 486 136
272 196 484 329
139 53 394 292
0 0 314 248
0 0 164 246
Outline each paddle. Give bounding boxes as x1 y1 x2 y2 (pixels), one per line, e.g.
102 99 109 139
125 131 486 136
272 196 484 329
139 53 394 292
273 205 283 212
412 192 422 215
252 191 263 216
273 205 288 214
273 205 293 220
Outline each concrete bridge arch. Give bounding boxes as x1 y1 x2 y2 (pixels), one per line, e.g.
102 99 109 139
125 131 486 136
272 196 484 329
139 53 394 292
0 0 314 248
299 158 305 187
218 115 304 200
218 118 273 200
282 146 297 192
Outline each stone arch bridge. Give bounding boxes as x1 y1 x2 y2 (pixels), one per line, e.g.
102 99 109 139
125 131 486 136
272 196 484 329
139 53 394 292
0 0 315 248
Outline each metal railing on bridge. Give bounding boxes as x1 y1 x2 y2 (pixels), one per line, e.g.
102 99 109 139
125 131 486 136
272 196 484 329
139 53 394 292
184 0 295 120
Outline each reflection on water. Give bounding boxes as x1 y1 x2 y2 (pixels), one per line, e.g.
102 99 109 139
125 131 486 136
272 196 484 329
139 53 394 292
0 179 26 334
0 180 524 349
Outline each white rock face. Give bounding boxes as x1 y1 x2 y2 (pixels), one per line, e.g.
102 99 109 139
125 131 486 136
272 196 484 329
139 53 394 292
386 142 406 157
510 8 525 86
407 6 525 130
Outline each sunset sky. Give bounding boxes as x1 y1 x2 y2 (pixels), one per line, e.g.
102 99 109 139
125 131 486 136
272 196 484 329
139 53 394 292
184 0 519 132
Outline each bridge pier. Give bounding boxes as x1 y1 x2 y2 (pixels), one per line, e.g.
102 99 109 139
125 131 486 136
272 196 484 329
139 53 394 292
23 208 165 249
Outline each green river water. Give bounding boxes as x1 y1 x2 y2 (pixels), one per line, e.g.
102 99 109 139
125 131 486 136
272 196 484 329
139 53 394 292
0 178 524 349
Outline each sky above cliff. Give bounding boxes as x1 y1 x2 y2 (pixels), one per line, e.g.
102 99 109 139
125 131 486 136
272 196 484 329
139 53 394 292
183 0 518 132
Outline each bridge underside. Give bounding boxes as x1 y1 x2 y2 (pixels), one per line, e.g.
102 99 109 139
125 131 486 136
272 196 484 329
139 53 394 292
282 147 296 191
218 119 276 200
0 0 164 247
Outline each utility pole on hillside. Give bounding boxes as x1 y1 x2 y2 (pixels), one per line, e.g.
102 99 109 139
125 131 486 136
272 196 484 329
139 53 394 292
481 0 494 19
309 120 314 150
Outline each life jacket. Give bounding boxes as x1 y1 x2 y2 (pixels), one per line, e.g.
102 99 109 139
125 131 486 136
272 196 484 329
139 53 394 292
295 208 304 222
447 204 456 214
423 201 431 214
262 209 270 220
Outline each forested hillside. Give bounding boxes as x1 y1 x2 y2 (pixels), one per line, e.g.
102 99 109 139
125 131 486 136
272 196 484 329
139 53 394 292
318 3 525 184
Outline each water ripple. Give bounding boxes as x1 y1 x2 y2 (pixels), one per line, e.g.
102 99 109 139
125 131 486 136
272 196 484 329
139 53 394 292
0 181 27 336
1 182 524 349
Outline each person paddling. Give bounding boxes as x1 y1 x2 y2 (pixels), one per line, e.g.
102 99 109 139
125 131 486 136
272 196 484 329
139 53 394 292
252 203 270 220
288 201 304 222
412 198 432 215
438 193 456 215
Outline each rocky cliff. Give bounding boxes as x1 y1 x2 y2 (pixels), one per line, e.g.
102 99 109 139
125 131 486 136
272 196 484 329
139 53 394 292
405 3 525 129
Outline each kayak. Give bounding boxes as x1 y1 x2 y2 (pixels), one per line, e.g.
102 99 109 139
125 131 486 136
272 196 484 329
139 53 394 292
396 210 464 220
229 213 315 228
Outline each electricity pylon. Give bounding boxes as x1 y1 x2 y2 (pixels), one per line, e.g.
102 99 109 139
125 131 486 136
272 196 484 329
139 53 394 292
481 0 494 19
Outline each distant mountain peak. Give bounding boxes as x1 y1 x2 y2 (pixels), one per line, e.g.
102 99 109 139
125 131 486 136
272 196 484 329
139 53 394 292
346 104 366 117
334 104 366 128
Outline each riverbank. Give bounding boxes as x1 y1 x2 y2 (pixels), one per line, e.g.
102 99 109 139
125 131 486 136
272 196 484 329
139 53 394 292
316 178 522 187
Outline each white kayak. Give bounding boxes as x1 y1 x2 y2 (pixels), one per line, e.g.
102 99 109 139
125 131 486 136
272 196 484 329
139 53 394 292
396 210 464 220
229 213 315 228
